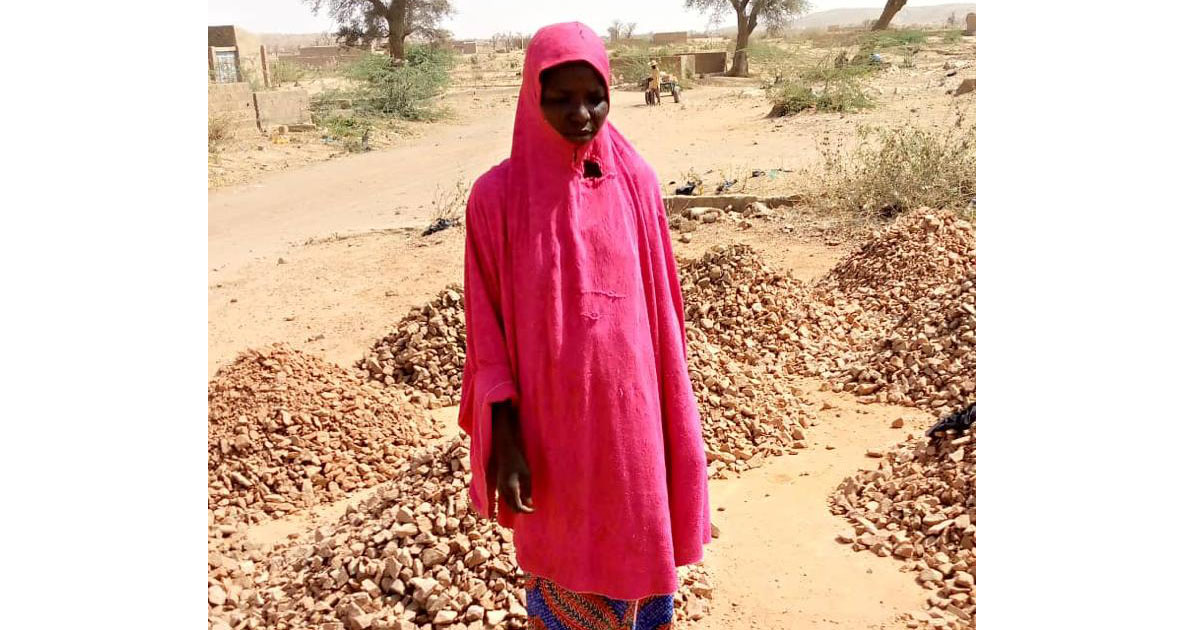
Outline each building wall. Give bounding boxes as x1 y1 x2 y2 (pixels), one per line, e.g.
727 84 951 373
656 55 696 80
680 55 696 79
253 89 311 130
209 25 268 86
652 31 689 45
235 27 265 85
291 45 368 69
208 82 258 135
210 83 313 134
693 51 727 75
208 25 237 48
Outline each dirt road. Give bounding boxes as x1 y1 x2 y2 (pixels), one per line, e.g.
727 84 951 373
209 68 970 275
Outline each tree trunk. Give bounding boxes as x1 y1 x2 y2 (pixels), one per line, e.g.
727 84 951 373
730 14 751 77
872 0 908 31
388 12 406 65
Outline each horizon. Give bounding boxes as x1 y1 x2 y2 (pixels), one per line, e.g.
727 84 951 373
207 0 975 40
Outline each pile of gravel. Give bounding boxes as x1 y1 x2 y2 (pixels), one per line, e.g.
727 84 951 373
795 211 977 415
830 413 976 629
208 345 441 526
360 286 467 408
210 436 715 630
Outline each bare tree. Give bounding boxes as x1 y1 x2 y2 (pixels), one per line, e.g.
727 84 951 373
871 0 908 31
608 20 623 42
684 1 811 77
607 21 638 42
304 0 453 64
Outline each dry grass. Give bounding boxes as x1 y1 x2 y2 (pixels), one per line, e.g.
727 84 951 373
424 177 469 234
271 59 307 84
768 77 874 116
208 116 233 153
814 114 976 219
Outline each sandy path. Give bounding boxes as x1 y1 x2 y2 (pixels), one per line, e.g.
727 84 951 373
694 384 933 630
208 92 512 274
209 69 970 276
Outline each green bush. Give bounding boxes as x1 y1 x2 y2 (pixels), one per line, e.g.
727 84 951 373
795 54 879 82
314 114 372 153
321 115 371 139
334 45 453 120
609 50 652 85
769 77 873 115
860 29 927 50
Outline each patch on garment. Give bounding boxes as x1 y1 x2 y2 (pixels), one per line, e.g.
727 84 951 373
580 289 626 321
525 576 675 630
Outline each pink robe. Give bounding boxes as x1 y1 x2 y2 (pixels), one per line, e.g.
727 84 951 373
457 22 711 600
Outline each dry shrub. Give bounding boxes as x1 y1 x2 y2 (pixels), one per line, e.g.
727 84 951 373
429 177 469 225
272 58 307 83
768 77 874 116
817 120 976 218
209 115 232 153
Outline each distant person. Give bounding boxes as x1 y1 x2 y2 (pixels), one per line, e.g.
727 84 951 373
648 61 662 105
458 22 710 629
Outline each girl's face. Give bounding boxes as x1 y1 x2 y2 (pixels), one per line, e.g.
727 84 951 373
539 62 609 146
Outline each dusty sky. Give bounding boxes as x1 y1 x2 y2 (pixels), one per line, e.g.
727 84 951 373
207 1 963 39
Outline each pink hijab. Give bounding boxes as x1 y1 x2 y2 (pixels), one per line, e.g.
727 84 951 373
458 22 711 600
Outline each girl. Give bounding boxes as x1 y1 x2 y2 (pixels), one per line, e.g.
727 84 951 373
458 22 710 629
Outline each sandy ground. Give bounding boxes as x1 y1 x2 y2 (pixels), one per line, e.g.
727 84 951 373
209 38 974 628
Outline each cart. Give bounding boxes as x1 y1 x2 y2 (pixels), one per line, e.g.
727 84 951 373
640 75 682 104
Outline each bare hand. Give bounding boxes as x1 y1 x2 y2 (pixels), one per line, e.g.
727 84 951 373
492 401 534 514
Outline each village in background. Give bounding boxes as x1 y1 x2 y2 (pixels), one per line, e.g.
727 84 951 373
209 2 976 629
208 2 975 186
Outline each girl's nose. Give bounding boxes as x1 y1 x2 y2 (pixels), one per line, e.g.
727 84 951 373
567 103 589 125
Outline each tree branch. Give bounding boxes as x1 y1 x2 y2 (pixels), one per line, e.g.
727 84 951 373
748 0 765 21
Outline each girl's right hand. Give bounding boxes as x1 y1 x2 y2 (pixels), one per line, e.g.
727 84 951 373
492 401 535 514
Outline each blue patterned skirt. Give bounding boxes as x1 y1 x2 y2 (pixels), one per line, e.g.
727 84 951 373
525 575 675 630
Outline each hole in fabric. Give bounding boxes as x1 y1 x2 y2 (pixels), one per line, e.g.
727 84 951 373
583 160 602 178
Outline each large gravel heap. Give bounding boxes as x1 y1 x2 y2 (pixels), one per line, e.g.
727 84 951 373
795 211 976 415
679 244 806 370
830 423 977 629
209 436 714 630
361 285 467 408
209 345 441 525
679 245 816 478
